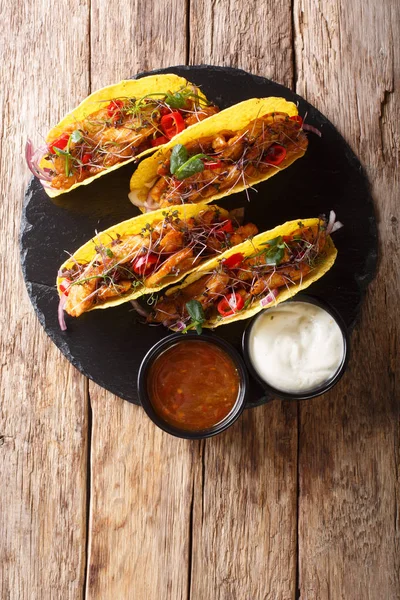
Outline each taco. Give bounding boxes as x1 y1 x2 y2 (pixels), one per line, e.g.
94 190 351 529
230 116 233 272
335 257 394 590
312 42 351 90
146 216 337 330
57 203 258 327
26 74 218 197
128 97 308 212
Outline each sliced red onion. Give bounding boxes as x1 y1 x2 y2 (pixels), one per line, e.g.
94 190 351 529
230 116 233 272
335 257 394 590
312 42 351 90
130 300 149 317
58 294 67 331
326 210 336 234
302 123 322 137
331 220 343 233
260 288 279 308
25 139 53 182
144 197 161 212
128 190 146 208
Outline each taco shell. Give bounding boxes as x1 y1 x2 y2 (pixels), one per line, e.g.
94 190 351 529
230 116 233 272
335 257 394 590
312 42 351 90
164 218 337 328
57 203 229 310
41 74 208 197
129 97 304 211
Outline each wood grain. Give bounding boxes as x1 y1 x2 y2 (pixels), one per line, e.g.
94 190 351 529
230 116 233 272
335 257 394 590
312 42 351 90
294 0 400 598
0 1 90 598
2 1 399 599
191 404 298 600
189 0 294 89
188 5 299 598
86 387 194 600
86 5 193 600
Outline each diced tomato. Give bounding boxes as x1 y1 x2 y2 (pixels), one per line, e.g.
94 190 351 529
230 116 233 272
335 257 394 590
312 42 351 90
265 143 287 166
82 153 92 164
132 253 158 275
151 135 169 147
160 111 186 139
217 293 244 317
48 133 70 153
203 160 223 170
290 115 303 126
59 279 71 296
107 99 124 118
215 220 234 237
222 252 244 269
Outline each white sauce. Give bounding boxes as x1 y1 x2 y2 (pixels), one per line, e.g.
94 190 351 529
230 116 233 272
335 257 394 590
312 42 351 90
248 301 345 393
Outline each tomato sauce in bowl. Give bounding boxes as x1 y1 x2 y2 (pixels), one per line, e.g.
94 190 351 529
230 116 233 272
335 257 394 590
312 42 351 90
138 334 248 439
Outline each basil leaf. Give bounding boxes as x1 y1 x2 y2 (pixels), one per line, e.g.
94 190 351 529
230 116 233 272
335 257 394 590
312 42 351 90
175 155 206 180
170 144 188 175
265 245 285 265
71 129 83 143
186 299 205 323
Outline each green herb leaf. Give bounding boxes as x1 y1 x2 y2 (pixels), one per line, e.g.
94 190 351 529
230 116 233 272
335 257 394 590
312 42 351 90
185 299 205 335
175 154 208 180
166 92 185 109
53 147 69 157
170 144 189 174
71 129 83 143
265 245 285 265
106 248 114 258
266 236 283 247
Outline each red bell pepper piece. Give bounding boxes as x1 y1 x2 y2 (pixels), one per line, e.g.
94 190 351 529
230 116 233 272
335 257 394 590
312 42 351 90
160 107 172 116
265 143 287 166
217 292 245 317
160 111 186 139
107 99 124 118
203 159 224 170
132 253 158 275
215 220 234 237
82 153 92 164
222 252 244 269
151 135 169 148
59 279 71 296
48 133 70 154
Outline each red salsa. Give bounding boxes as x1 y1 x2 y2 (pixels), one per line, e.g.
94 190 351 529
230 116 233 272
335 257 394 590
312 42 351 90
147 340 240 431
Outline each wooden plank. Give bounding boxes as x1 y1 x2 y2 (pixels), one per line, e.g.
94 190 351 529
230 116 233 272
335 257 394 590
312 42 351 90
188 4 299 598
86 387 195 600
189 0 294 88
86 5 192 599
191 404 298 600
294 1 400 598
0 1 90 598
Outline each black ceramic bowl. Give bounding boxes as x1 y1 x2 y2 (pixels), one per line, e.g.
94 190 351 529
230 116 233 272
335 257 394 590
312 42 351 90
138 332 249 439
242 294 350 401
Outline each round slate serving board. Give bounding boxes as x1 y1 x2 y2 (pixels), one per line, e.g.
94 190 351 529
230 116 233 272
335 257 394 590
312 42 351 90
21 65 378 407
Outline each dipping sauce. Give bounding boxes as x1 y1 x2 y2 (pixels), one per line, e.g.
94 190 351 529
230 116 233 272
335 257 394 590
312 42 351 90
147 340 240 431
248 301 345 394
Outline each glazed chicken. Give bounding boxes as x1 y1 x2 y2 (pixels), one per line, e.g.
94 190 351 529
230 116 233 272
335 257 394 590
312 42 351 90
60 207 258 318
32 88 219 192
147 112 308 208
148 222 328 328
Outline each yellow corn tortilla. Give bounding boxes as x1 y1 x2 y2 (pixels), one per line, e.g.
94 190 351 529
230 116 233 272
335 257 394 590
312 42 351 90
41 74 208 198
56 203 229 310
163 218 337 328
129 97 304 211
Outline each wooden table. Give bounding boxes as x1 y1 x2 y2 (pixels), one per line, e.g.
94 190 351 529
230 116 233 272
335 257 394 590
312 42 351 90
2 1 399 598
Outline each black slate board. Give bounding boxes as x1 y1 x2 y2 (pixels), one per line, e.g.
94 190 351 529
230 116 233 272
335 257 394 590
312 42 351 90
21 65 378 407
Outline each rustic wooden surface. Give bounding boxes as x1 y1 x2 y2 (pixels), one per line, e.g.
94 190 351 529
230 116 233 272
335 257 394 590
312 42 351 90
1 1 398 599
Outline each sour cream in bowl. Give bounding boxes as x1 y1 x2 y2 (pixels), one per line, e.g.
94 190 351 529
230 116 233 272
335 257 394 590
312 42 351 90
242 295 349 400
